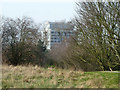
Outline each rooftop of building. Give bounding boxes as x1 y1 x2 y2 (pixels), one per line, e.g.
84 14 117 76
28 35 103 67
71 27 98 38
47 21 74 31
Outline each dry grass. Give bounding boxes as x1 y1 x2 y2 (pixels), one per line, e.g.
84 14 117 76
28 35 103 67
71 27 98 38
2 64 119 88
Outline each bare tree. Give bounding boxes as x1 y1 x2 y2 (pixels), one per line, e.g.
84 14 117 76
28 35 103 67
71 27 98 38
61 1 120 71
2 16 43 65
73 1 120 71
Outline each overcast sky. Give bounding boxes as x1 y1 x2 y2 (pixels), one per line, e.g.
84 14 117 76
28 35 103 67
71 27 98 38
0 0 77 23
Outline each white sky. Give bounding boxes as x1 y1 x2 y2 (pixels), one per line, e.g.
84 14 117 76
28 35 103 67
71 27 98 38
0 0 78 23
1 0 76 3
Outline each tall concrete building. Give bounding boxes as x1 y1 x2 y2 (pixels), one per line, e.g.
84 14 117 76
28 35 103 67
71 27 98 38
41 21 74 49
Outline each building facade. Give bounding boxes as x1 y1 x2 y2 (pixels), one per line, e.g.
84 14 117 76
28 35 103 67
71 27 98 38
41 21 74 49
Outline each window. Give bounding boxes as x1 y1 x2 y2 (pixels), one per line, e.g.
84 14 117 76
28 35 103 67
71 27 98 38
51 31 54 33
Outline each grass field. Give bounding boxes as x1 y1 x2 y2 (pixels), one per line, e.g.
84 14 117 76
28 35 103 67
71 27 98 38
2 64 119 88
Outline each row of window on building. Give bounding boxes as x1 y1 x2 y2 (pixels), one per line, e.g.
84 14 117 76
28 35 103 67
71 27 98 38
51 31 73 36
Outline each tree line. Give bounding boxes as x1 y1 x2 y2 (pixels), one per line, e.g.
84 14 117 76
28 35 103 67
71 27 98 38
2 17 48 66
49 1 120 71
1 1 120 71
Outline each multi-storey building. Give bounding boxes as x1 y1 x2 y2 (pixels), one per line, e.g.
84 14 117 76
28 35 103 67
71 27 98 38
41 21 74 49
